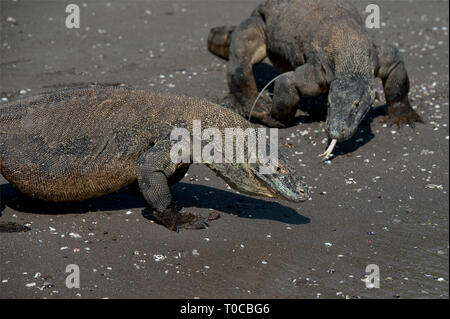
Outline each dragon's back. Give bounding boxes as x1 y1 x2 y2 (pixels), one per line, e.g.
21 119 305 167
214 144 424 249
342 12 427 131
258 0 368 71
260 0 363 34
0 87 160 201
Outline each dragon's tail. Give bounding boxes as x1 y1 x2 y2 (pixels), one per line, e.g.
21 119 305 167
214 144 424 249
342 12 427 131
207 25 236 60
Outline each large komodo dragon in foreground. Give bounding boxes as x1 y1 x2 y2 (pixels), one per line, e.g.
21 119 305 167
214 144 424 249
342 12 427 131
0 87 309 231
208 0 422 158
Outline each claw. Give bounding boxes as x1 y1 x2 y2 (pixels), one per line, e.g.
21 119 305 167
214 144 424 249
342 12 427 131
249 73 289 122
183 220 209 230
154 209 208 231
318 139 337 161
386 102 423 128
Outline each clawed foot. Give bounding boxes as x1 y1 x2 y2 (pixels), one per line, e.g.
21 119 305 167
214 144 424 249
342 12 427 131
221 94 287 127
251 110 286 127
221 93 269 116
154 206 209 231
386 101 423 128
245 93 290 127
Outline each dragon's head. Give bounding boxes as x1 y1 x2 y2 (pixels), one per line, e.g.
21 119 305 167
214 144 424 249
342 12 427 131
207 151 309 203
326 74 376 141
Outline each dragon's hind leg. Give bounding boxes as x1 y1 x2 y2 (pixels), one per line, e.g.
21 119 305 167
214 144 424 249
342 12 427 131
209 18 288 127
225 16 273 122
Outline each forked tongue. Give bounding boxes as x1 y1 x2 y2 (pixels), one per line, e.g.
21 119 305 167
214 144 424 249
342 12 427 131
318 139 337 161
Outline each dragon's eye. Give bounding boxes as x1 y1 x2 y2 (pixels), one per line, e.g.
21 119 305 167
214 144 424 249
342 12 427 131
352 100 360 109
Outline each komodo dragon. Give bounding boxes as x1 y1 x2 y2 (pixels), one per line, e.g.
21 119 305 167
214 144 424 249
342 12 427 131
208 0 422 158
0 87 309 231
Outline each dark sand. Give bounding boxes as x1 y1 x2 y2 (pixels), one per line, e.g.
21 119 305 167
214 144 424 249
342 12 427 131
0 0 448 298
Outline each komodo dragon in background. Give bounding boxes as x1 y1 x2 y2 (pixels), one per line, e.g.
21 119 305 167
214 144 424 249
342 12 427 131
208 0 423 159
0 87 309 231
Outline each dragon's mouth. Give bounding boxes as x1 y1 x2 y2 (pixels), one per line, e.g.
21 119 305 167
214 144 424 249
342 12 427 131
254 170 309 203
207 162 309 203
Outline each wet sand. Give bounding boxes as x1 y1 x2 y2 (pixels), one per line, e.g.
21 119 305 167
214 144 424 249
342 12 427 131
0 0 448 298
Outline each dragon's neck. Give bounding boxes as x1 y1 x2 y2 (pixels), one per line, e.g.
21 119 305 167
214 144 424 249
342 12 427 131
334 51 372 79
330 26 374 79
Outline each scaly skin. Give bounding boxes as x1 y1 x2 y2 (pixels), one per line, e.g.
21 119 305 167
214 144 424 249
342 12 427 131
0 87 309 231
208 0 423 140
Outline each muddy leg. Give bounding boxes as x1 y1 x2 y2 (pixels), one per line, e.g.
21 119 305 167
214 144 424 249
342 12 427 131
136 142 206 231
227 16 268 119
376 44 423 127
